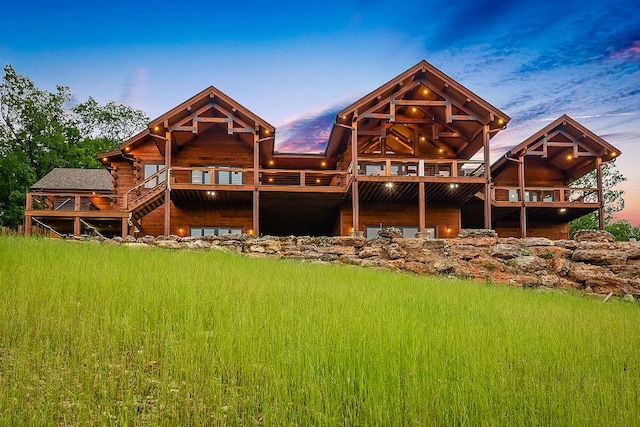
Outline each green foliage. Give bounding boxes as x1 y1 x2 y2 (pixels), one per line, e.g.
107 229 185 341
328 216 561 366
569 161 630 238
0 65 148 227
605 220 640 241
2 236 640 425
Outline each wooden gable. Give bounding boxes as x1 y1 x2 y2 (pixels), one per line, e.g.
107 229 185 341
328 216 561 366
114 86 275 158
492 114 621 182
326 60 510 160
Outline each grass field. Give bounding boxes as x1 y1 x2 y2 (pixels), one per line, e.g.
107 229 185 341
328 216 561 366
0 236 639 426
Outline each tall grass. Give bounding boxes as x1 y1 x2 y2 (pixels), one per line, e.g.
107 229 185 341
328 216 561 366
0 235 639 425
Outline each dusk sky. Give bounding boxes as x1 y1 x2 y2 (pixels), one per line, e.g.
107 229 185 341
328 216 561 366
1 0 639 224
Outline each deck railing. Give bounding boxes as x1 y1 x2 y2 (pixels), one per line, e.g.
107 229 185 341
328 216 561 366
27 193 123 212
259 169 350 187
355 158 485 178
123 168 168 209
492 187 600 204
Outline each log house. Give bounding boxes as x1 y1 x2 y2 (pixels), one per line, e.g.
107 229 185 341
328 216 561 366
25 61 621 239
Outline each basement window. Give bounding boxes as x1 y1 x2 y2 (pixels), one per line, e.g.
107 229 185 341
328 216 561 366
365 225 421 238
190 227 243 237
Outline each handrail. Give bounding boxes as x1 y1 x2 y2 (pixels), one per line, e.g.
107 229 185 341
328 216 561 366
28 193 123 212
123 167 168 209
492 186 599 203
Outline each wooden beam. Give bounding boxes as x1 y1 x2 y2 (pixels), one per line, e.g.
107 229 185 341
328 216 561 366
74 215 81 236
122 217 129 238
596 157 604 230
164 131 172 237
483 125 492 229
519 155 527 238
360 113 393 120
418 181 425 232
253 133 260 236
393 99 450 107
352 120 359 234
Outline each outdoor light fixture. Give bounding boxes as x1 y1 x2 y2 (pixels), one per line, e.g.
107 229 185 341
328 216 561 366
420 136 426 142
268 160 274 166
124 147 130 152
567 154 573 160
559 208 567 213
411 107 417 113
342 115 347 120
265 129 270 134
422 88 428 95
268 177 274 183
385 182 394 189
498 119 504 125
316 178 321 184
321 161 327 167
154 126 160 132
102 157 108 162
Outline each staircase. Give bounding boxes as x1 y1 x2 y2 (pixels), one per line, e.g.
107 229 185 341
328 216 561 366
127 183 166 221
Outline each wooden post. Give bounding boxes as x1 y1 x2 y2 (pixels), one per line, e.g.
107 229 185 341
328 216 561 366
519 154 527 238
418 181 425 233
25 192 32 236
122 217 129 238
351 119 359 234
483 125 492 229
596 157 604 230
74 216 81 236
25 216 32 235
164 130 172 236
253 133 260 236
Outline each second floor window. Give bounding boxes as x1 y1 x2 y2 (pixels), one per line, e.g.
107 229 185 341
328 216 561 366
190 166 243 185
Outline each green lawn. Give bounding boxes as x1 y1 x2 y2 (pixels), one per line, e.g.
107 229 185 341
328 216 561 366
0 236 638 426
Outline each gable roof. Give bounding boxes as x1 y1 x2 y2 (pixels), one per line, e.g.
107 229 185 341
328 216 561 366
326 60 510 159
491 114 621 180
31 168 112 191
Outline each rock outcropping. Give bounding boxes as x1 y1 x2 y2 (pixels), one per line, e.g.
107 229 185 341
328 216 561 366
78 229 639 297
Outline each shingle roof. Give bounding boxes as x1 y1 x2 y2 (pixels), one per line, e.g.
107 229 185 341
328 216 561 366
31 168 112 191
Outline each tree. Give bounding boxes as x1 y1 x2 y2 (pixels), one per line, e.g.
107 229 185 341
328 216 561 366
569 161 630 239
0 65 148 228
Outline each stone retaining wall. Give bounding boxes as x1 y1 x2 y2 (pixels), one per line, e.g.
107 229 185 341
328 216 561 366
82 229 639 298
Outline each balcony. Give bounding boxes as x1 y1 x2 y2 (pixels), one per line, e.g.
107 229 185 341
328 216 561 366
492 186 600 207
355 158 485 180
26 193 125 217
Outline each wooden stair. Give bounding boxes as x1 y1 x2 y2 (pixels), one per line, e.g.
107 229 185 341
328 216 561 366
127 183 166 221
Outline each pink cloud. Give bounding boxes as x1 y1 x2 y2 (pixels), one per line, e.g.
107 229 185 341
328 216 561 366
609 41 640 62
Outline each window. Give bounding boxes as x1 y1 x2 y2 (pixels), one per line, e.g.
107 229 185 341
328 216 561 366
508 190 520 201
365 225 421 238
144 164 166 189
190 167 212 185
365 164 385 176
215 168 243 185
190 227 243 237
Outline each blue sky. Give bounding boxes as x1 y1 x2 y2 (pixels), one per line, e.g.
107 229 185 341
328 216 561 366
1 0 639 223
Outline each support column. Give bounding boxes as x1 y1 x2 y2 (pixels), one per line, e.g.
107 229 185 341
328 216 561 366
122 217 129 239
352 180 360 235
351 119 360 235
418 181 425 232
25 216 32 235
596 157 604 230
163 130 172 236
25 192 32 235
74 195 82 236
483 125 492 229
74 216 81 236
253 133 260 236
518 154 527 238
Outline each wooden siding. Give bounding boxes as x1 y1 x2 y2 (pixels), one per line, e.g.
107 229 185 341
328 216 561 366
136 202 253 237
340 204 460 238
171 127 255 185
